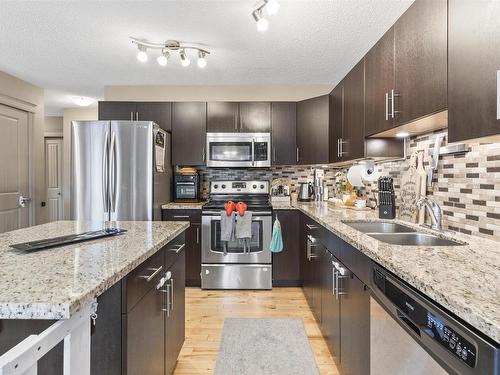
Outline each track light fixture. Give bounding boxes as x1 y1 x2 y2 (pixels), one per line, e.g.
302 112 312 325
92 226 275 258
252 0 280 32
130 38 210 68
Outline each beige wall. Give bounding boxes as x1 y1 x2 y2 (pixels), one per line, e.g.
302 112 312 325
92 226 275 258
62 107 98 219
0 70 45 225
104 85 333 102
44 116 63 135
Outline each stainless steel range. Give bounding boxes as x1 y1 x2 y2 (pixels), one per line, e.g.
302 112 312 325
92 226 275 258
201 180 272 290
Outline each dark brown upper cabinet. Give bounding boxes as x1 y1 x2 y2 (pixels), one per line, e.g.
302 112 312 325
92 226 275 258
329 61 367 163
342 60 366 161
394 0 447 125
296 95 330 165
171 102 207 166
364 27 395 136
329 84 344 163
135 102 172 132
98 101 137 121
206 102 239 132
99 102 172 131
448 0 500 142
271 102 297 165
239 102 271 132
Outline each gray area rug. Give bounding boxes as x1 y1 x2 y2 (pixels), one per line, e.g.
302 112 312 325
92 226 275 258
214 318 320 375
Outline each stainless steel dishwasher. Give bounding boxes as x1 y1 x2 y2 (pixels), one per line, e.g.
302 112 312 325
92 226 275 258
370 263 499 375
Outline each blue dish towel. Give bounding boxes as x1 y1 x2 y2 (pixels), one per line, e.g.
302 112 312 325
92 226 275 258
270 217 284 253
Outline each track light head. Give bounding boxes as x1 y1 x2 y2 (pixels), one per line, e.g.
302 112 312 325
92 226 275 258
252 9 269 32
180 49 191 67
265 0 280 15
157 50 170 66
197 51 207 68
136 44 148 62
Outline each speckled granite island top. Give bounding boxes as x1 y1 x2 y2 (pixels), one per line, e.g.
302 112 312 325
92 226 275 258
0 220 189 320
288 202 500 343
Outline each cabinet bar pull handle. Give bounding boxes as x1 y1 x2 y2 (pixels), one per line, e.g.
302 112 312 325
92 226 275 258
196 227 200 244
169 243 185 254
139 266 163 282
306 224 319 230
136 111 139 121
332 267 337 296
385 92 389 121
130 112 133 121
173 215 190 219
337 138 340 158
202 147 206 163
296 147 299 163
170 279 174 312
273 147 276 163
391 89 398 119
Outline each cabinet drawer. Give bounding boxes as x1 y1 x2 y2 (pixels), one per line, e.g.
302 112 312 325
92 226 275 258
162 209 201 224
125 249 164 313
164 233 186 271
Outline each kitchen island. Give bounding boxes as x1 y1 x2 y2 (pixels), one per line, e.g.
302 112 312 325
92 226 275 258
0 220 189 375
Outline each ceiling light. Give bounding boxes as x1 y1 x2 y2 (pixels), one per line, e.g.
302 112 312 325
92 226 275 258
197 51 207 68
396 131 410 138
136 44 148 62
157 50 169 67
180 49 191 67
265 0 280 15
130 38 210 68
71 96 95 107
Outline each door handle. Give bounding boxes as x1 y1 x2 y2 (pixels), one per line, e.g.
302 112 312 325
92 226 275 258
139 266 163 282
18 196 31 208
136 111 139 121
130 112 133 121
102 132 109 212
251 139 255 167
202 147 206 163
110 132 117 213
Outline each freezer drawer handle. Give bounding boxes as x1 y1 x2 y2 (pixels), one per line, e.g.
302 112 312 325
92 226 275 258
139 266 163 282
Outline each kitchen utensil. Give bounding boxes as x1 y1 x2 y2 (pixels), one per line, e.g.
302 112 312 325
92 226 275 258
299 182 314 201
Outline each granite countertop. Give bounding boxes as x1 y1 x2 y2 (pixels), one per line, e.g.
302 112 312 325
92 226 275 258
162 201 207 210
284 202 500 344
0 220 189 320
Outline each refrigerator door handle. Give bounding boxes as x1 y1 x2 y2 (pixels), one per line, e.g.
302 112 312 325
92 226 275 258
110 132 117 213
102 132 110 212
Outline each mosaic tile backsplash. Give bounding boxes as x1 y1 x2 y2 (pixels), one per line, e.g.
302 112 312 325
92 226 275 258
196 129 500 240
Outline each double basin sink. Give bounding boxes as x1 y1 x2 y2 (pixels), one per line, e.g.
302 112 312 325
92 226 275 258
342 221 465 246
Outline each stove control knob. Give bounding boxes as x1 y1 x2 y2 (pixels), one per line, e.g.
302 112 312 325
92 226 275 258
214 184 219 189
260 184 265 189
252 184 257 189
221 184 226 189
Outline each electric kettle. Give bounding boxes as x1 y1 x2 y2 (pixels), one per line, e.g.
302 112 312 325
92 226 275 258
299 182 315 201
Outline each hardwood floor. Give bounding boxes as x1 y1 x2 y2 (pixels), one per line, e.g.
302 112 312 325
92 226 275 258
173 287 340 375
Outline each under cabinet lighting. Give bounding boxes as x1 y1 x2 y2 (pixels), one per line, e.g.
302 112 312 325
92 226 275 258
396 131 410 138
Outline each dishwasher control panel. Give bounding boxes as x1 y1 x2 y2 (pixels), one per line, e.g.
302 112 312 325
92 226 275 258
426 312 476 368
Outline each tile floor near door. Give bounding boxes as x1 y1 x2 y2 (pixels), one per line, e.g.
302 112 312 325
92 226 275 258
174 287 340 375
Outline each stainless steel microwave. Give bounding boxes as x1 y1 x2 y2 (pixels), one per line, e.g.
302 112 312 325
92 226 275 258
206 133 271 167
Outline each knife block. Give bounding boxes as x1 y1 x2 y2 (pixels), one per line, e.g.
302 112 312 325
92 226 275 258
378 177 396 219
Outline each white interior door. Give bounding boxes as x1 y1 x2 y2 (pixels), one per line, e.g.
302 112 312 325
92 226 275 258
0 104 30 233
45 138 63 222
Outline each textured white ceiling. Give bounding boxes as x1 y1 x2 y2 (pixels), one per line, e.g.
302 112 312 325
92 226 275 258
0 0 413 115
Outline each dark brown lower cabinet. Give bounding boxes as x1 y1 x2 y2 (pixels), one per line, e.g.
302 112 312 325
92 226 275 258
162 209 201 287
165 249 186 375
272 210 301 286
126 283 165 375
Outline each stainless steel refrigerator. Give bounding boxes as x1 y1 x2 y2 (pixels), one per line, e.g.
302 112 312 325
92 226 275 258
71 121 171 221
